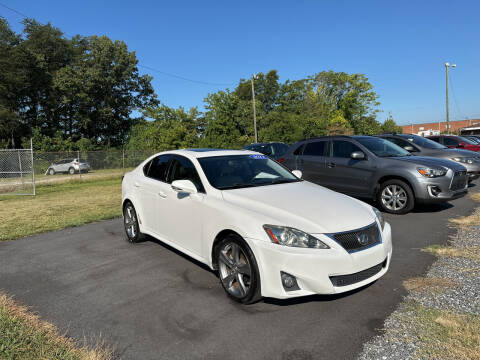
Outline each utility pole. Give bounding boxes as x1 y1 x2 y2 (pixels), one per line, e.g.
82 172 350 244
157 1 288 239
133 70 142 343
445 62 456 134
251 74 258 143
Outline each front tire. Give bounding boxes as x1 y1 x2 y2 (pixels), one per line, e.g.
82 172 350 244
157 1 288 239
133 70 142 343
215 234 261 304
123 202 144 243
377 179 414 214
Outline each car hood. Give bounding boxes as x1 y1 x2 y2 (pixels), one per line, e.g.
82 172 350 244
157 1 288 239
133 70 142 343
221 181 376 234
391 156 466 171
442 148 480 158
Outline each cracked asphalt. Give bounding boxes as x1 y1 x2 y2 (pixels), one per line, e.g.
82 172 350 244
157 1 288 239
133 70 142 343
0 191 477 360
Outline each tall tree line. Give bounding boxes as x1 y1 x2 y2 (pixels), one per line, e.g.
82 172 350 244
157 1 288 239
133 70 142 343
129 70 402 151
0 17 157 149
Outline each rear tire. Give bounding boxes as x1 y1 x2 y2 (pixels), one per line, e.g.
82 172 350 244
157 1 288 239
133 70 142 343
48 168 55 175
377 179 414 214
215 234 262 304
123 202 144 243
68 167 75 175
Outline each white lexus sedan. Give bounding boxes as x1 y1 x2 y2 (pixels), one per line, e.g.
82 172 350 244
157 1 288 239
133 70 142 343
122 149 392 304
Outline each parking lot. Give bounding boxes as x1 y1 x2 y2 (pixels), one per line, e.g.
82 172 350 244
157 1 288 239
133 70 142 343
0 191 477 360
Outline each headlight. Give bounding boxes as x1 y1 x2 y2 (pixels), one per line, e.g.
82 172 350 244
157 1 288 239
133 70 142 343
263 225 329 249
417 167 447 178
373 207 385 230
451 157 474 164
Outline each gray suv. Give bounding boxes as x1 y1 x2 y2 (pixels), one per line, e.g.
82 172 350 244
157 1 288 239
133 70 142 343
378 133 480 182
282 136 468 214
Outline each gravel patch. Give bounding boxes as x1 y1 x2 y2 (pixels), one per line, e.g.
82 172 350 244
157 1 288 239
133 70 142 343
358 209 480 360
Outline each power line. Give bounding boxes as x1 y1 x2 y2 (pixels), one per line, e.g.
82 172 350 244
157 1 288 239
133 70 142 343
449 71 467 120
0 2 236 87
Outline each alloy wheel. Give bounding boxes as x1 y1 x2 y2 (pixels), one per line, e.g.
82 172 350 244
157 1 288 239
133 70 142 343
218 242 252 298
124 205 137 240
381 184 407 211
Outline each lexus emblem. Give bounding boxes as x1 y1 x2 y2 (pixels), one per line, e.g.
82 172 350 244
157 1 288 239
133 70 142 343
357 233 369 246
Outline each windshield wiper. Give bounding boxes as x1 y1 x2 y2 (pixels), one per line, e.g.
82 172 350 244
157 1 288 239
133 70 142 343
217 183 257 190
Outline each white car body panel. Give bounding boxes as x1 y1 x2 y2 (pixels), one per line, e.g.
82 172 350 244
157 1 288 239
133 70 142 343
122 149 392 300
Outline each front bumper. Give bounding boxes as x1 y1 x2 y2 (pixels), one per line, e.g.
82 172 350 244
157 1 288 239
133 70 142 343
413 170 468 203
246 222 392 299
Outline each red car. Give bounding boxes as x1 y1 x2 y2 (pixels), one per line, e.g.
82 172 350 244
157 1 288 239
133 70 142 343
426 135 480 152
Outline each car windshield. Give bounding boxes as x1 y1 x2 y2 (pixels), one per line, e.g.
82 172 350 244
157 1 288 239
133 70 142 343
467 137 480 144
198 155 300 190
398 134 447 149
356 137 411 157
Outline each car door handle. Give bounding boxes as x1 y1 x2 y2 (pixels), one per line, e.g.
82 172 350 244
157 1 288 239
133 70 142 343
134 182 140 188
158 191 167 198
327 162 336 168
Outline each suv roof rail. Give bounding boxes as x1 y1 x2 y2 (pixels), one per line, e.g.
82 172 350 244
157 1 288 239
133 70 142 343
298 135 352 142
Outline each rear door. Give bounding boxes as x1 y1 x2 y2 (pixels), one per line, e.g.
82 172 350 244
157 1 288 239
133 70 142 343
137 154 172 236
322 140 374 196
296 140 329 185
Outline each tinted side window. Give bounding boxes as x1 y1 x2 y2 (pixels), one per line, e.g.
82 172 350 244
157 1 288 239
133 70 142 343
147 155 171 182
293 144 305 155
143 160 152 176
167 156 205 193
386 137 413 149
443 137 459 146
303 141 326 156
428 137 440 143
331 141 362 158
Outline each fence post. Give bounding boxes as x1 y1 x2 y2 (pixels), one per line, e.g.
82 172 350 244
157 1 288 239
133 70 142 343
77 150 81 180
17 148 25 189
122 147 125 172
31 138 35 196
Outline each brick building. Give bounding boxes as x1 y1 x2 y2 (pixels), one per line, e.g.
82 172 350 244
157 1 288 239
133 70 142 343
401 119 480 135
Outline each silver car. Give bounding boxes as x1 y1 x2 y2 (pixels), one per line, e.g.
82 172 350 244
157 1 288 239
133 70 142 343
379 134 480 182
46 158 90 175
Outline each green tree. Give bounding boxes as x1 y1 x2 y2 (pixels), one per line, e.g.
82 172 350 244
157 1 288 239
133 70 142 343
381 114 403 133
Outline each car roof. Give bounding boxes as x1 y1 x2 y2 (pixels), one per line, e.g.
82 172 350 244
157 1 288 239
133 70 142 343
155 148 258 159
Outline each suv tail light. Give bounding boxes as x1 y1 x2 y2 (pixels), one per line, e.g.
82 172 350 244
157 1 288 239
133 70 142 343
278 157 285 163
74 162 79 165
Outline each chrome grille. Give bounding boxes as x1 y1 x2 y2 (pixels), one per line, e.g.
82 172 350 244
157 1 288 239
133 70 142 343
450 170 467 191
330 223 380 253
330 259 387 287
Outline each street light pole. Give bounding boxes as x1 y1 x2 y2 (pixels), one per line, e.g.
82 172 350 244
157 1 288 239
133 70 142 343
251 74 258 143
445 62 456 134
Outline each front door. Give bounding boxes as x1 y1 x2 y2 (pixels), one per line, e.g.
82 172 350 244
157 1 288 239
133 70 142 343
162 155 205 256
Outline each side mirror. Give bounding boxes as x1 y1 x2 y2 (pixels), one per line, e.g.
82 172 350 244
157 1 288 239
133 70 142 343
292 170 302 179
171 180 198 194
351 151 365 160
404 145 415 152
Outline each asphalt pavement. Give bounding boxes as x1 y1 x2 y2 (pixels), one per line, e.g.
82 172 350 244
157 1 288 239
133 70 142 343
0 190 478 360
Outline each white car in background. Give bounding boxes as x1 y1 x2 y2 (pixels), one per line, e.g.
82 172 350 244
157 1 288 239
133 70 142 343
121 149 392 304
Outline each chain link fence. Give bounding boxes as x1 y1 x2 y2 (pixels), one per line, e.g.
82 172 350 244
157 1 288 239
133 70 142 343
1 147 158 194
0 141 35 195
32 149 157 186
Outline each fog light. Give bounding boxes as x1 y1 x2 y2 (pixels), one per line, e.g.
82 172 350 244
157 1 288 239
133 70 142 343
281 272 300 291
427 185 441 197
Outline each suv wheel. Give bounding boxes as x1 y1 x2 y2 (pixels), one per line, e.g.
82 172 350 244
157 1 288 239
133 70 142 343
377 179 414 214
48 168 55 175
68 167 75 175
215 234 262 304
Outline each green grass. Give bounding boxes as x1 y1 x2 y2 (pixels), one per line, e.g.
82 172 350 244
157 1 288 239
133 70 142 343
0 293 112 360
0 176 122 241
